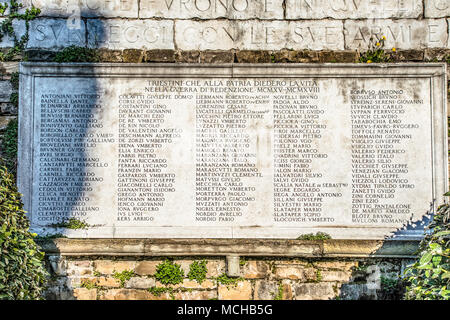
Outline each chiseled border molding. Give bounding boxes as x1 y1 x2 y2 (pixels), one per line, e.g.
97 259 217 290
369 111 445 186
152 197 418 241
37 238 420 258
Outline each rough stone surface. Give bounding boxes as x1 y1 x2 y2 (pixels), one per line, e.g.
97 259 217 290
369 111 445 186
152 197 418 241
73 288 97 300
0 80 12 102
242 261 271 279
145 49 176 62
93 260 136 275
122 49 144 63
0 115 15 130
274 265 317 281
134 261 160 276
292 283 337 300
218 281 252 300
254 280 279 300
200 50 234 63
125 277 156 289
235 50 271 63
99 289 155 300
174 291 217 300
97 49 123 62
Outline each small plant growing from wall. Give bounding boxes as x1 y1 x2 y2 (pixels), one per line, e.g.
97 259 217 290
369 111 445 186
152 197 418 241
359 35 396 64
0 0 40 61
1 118 18 176
53 46 100 63
187 260 207 284
0 165 49 299
155 259 184 285
403 201 450 300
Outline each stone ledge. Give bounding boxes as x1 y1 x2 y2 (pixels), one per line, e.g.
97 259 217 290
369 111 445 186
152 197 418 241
37 239 419 258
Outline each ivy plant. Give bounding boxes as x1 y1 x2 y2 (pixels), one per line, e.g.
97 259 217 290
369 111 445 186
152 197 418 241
0 165 49 299
0 0 40 61
403 201 450 300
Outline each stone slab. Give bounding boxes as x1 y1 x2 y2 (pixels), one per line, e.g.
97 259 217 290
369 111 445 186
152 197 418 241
0 18 26 48
27 18 86 49
139 0 284 19
22 0 139 18
344 19 448 50
285 0 423 19
87 19 174 50
18 63 448 240
37 239 420 258
175 20 344 50
424 0 450 18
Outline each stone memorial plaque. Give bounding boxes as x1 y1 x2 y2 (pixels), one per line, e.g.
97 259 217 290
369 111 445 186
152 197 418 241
18 63 448 239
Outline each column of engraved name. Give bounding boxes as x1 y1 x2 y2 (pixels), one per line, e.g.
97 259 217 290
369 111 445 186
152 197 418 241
195 79 268 223
272 80 332 223
37 93 109 224
351 89 420 224
117 90 181 222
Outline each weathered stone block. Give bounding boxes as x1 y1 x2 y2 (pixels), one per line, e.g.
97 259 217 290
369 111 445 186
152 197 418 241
93 260 136 275
176 50 200 63
122 49 144 63
73 288 97 300
97 49 123 62
286 0 423 19
390 49 424 61
0 115 16 130
272 50 319 63
0 80 12 103
339 283 377 300
174 290 217 300
320 270 352 282
0 19 26 48
319 50 359 63
424 48 450 61
314 260 358 271
175 20 344 51
0 62 19 74
218 281 252 300
22 0 139 18
425 0 450 18
125 277 156 289
178 279 216 289
145 49 176 62
206 260 226 278
99 289 155 300
135 261 160 276
344 19 448 50
81 277 121 288
24 49 57 61
292 283 337 300
235 50 271 63
0 103 17 115
242 261 271 279
87 19 174 50
139 0 284 19
27 18 86 49
66 260 93 276
200 50 234 63
274 265 317 281
48 255 67 276
254 280 279 300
